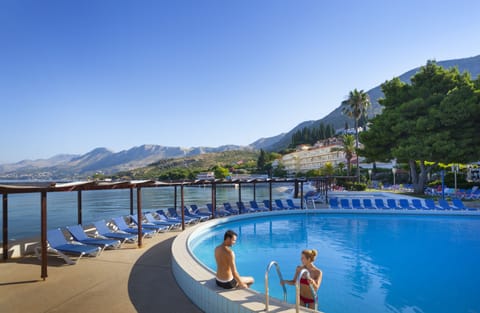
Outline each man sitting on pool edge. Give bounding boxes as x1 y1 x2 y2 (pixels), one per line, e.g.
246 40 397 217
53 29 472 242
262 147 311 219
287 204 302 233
215 230 254 289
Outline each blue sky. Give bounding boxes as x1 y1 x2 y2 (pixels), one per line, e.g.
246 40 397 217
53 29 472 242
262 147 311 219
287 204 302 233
1 0 479 163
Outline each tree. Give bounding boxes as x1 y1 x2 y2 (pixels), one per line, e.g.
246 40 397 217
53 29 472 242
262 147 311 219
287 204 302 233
335 134 355 176
360 61 480 193
257 149 267 172
321 162 335 176
343 89 370 182
213 165 229 179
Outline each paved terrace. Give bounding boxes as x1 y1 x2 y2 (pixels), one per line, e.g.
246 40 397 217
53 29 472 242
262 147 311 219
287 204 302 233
0 231 203 313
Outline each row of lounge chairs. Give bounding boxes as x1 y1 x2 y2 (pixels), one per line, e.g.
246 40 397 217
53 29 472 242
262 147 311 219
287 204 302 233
42 199 303 264
329 198 477 211
41 211 197 265
425 186 480 200
180 199 302 218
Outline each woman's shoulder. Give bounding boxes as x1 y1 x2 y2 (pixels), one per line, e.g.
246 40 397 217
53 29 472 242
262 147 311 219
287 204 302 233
312 266 322 276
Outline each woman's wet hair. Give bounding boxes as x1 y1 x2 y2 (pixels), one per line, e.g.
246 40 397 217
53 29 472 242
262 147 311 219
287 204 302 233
302 249 318 261
224 230 238 240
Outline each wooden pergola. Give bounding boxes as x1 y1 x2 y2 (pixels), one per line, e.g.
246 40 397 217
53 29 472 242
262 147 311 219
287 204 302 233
1 177 330 280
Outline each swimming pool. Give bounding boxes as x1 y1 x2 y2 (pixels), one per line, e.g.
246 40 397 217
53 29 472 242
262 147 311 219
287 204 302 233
189 212 480 313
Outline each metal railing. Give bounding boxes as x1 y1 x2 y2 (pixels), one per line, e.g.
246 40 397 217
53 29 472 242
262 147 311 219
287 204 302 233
296 268 318 312
265 261 287 312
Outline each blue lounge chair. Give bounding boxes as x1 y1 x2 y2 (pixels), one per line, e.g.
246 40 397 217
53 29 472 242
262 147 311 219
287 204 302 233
438 199 455 210
190 204 213 218
286 199 301 209
112 217 155 237
411 199 428 210
66 225 121 252
374 198 387 209
145 213 181 228
387 199 401 210
452 199 477 211
250 200 268 212
275 199 289 210
223 202 239 214
363 199 375 209
206 203 231 217
340 199 352 209
183 207 209 221
93 220 137 243
166 208 197 223
425 199 440 210
399 199 415 210
236 201 254 214
263 199 280 210
351 199 364 209
329 198 339 209
44 228 101 264
130 215 169 232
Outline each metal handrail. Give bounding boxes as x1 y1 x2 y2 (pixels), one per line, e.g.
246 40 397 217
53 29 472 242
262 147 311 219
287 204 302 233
265 261 287 312
296 268 318 313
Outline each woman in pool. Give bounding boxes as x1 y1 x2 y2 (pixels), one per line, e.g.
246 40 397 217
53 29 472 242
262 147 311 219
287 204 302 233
281 249 322 308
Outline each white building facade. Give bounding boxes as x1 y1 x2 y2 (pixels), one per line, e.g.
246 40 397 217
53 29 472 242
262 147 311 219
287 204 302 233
281 138 349 175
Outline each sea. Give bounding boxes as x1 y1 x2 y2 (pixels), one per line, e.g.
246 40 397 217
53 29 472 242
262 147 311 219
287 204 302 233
1 183 291 241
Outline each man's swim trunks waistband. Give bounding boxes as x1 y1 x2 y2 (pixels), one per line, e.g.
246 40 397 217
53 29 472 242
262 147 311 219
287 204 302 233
216 277 238 289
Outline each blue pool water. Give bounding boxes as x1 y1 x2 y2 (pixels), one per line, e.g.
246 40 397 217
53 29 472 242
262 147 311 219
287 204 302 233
190 213 480 313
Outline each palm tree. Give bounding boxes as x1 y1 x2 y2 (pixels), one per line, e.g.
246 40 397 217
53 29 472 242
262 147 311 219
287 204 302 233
335 134 355 176
343 89 370 182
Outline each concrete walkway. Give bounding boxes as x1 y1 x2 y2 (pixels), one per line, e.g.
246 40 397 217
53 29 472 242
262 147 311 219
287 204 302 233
0 231 203 313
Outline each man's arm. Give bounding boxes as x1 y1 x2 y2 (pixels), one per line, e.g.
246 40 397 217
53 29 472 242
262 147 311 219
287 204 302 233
229 251 248 288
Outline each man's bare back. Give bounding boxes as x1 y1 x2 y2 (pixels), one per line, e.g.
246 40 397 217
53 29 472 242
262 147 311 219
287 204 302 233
214 230 254 289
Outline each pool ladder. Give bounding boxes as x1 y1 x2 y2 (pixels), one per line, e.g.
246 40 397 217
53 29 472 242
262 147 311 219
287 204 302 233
265 261 318 312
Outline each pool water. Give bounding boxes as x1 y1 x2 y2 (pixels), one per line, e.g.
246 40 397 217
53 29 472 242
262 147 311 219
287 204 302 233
190 213 480 313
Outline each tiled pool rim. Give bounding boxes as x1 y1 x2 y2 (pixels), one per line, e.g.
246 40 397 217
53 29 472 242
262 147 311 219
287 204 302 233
171 209 480 313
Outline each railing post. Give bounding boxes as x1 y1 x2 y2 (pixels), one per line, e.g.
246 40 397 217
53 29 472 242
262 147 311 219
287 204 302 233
295 269 318 312
181 184 185 231
137 187 143 248
41 191 48 280
77 190 82 225
2 193 8 260
265 261 287 312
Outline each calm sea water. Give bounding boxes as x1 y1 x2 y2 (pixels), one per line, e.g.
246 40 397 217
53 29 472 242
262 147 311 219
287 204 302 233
1 184 289 240
190 213 480 313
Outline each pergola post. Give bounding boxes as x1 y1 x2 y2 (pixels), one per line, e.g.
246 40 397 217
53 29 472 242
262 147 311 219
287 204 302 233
2 193 8 260
180 184 185 231
136 187 143 248
211 182 216 218
41 191 48 280
129 187 134 215
238 183 242 214
268 180 273 211
300 181 304 209
77 190 82 225
174 185 177 210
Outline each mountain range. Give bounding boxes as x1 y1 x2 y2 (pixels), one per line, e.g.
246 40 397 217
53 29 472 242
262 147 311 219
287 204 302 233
1 54 479 180
251 54 480 151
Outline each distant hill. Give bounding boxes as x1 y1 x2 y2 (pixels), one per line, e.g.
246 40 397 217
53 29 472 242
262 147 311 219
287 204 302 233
0 144 250 180
124 150 259 179
251 54 480 151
